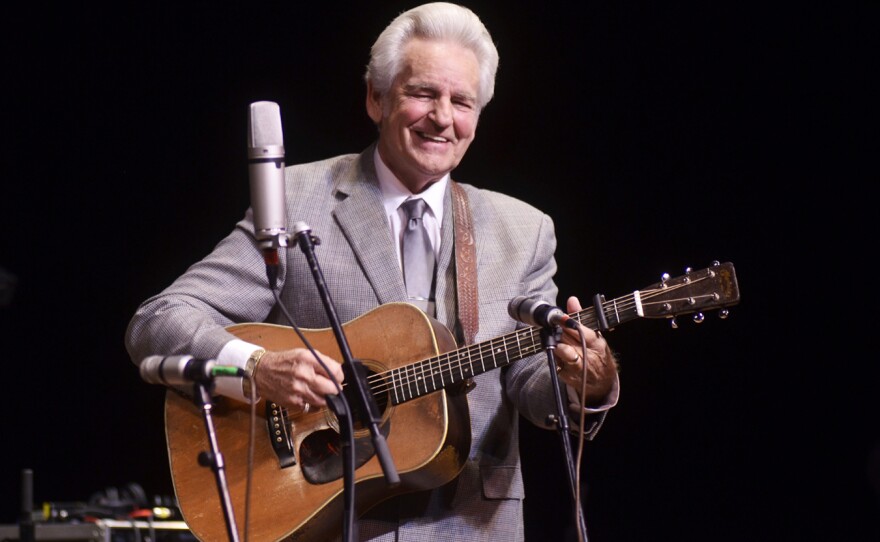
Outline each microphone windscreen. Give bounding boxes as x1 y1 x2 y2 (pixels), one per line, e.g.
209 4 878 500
248 101 284 148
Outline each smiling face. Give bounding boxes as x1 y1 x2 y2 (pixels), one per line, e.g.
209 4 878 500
367 38 481 193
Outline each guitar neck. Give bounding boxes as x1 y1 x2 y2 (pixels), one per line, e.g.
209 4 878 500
382 261 740 405
384 293 639 405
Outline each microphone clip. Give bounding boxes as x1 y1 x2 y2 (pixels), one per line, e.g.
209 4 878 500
257 232 290 252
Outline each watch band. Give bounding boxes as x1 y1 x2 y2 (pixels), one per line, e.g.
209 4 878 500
243 348 267 400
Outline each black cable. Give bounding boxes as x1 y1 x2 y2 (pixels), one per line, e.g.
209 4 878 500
572 327 590 542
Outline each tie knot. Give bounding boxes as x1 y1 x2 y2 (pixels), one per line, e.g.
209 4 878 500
401 198 428 220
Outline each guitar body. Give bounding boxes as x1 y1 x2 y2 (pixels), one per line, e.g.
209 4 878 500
164 303 469 542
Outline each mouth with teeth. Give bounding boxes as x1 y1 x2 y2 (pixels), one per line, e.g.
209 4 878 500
415 131 451 144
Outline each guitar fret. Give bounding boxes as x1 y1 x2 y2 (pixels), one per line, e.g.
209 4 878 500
435 354 445 386
393 368 403 403
577 310 592 330
610 297 622 327
529 331 540 355
514 331 523 364
421 358 431 393
391 368 401 404
458 350 466 381
399 367 408 401
399 365 408 401
487 340 495 369
445 353 454 384
429 354 438 386
427 356 438 392
419 359 437 393
418 363 426 395
431 356 442 393
405 363 417 400
523 332 534 358
423 365 430 393
493 340 504 368
415 362 424 396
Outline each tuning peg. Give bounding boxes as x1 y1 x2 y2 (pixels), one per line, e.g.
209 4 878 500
693 313 705 324
670 317 678 329
661 272 670 287
719 309 730 319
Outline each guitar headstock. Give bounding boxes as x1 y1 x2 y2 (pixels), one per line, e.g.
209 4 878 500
637 261 740 325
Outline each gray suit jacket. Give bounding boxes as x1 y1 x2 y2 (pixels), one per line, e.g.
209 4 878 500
126 146 609 541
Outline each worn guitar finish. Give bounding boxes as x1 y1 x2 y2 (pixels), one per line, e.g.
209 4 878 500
164 262 739 541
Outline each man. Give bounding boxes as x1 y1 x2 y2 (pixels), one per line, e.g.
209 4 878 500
126 2 619 540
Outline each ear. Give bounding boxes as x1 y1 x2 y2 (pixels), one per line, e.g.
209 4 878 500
365 80 383 125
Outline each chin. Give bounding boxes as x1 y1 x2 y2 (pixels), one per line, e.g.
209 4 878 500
423 153 460 170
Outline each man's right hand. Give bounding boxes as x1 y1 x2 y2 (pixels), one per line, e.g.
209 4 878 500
254 348 345 409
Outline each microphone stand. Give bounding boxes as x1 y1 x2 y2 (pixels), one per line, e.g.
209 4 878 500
259 232 357 542
19 469 34 542
290 222 400 540
539 325 589 542
192 380 240 542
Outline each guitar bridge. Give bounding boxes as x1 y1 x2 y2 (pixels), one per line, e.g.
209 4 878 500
266 401 296 468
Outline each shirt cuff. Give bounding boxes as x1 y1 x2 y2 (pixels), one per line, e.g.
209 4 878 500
213 339 262 401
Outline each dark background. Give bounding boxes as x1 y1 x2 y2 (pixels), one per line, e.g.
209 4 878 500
1 2 876 541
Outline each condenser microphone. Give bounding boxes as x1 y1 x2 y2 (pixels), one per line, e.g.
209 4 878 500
507 296 578 329
248 101 287 260
140 355 243 386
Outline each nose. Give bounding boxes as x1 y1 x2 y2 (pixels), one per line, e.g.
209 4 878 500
429 97 453 127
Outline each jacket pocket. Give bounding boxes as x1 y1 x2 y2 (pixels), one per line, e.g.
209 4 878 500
480 464 525 500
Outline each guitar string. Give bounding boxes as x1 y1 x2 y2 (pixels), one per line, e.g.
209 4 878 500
273 273 721 417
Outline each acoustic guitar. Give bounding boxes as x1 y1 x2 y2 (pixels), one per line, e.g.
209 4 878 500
163 261 740 541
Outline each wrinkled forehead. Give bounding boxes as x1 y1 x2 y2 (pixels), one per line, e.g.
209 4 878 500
396 38 481 93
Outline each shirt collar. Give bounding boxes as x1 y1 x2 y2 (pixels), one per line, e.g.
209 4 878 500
374 147 447 221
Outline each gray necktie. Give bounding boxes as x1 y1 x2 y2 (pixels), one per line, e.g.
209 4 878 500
400 198 435 313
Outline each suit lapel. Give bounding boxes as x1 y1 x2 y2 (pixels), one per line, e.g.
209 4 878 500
331 149 463 328
332 149 408 305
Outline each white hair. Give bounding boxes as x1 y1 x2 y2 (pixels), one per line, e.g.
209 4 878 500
365 2 500 109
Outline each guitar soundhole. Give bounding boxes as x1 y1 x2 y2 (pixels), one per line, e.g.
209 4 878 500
299 363 392 485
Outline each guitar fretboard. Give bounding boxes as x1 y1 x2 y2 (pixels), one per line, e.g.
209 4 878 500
378 293 641 405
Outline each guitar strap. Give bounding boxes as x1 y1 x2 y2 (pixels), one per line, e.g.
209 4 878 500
450 181 478 345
